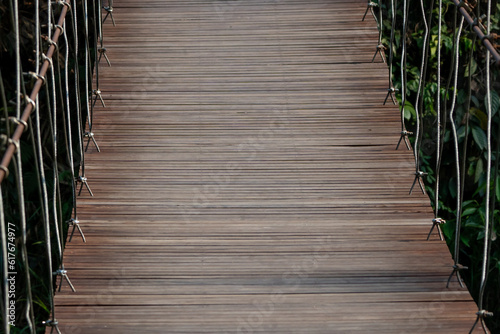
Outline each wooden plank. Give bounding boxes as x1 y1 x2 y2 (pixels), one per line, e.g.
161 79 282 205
52 0 482 333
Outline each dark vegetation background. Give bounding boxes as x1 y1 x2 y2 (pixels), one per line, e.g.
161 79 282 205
379 0 500 331
0 1 96 332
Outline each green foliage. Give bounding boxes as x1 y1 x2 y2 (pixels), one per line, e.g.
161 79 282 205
382 0 500 331
0 0 93 332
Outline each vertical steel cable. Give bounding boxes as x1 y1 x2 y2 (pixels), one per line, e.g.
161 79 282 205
45 57 63 265
477 0 493 327
434 0 443 218
384 0 397 106
413 0 430 176
399 0 410 148
90 0 99 131
388 0 396 86
98 0 104 48
83 0 91 134
449 14 466 288
62 19 79 226
13 0 20 120
12 154 33 332
33 63 57 334
0 186 8 334
45 2 63 265
0 70 9 139
9 1 36 331
70 1 84 175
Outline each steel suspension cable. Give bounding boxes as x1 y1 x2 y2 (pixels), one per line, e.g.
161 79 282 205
69 1 84 177
0 5 69 184
45 2 64 265
450 14 465 266
83 0 92 146
385 0 397 105
62 19 79 224
0 188 8 334
410 0 430 195
470 0 494 332
397 0 411 151
434 0 443 219
13 0 20 120
428 0 449 243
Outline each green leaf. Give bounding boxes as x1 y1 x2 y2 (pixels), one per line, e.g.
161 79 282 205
461 233 471 247
403 102 416 121
464 58 477 77
486 90 500 117
471 126 488 150
470 107 488 129
462 207 477 216
475 158 484 183
496 177 500 202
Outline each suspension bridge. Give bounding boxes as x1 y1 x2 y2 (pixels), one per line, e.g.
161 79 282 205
50 0 484 332
0 0 496 333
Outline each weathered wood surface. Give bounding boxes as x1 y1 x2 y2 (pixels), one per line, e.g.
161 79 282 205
53 1 482 333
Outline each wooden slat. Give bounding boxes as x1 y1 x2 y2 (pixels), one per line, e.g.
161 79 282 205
53 0 482 333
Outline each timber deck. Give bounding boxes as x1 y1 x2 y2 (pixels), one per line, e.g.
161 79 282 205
53 0 482 333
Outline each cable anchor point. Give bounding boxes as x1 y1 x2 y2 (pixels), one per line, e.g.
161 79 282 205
362 1 378 22
76 175 94 197
470 309 493 334
396 130 412 150
427 218 446 241
103 5 116 26
67 218 86 243
93 89 106 108
409 171 427 195
54 267 76 292
446 263 468 288
98 47 111 67
372 44 387 63
43 319 62 334
84 131 101 152
384 87 399 105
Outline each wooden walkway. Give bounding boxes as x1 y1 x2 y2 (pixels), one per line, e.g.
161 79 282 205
54 1 481 333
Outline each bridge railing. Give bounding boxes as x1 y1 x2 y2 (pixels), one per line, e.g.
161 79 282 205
364 0 499 332
0 0 115 332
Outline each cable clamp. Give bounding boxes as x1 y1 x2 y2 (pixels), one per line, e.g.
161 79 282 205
53 269 67 275
67 218 80 226
432 218 446 225
43 319 59 326
452 263 468 271
54 24 64 34
9 116 29 132
54 0 71 9
42 35 57 48
476 310 493 318
0 165 9 178
25 96 36 109
0 135 20 154
25 71 46 85
456 0 471 11
481 33 499 43
41 53 54 68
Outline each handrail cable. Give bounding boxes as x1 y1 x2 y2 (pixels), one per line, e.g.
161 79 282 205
470 0 494 332
451 0 500 67
0 5 69 184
